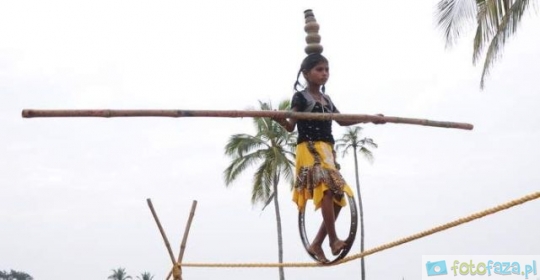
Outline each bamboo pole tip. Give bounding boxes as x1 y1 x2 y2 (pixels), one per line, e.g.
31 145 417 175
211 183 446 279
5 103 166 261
21 110 32 118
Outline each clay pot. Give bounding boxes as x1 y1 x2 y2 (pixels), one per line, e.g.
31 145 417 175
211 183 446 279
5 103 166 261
303 9 323 54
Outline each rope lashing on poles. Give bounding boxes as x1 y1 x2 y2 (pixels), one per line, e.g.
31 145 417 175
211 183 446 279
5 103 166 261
175 191 538 268
21 109 474 130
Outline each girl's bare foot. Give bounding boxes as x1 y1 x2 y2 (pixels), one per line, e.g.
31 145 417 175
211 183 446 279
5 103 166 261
330 239 347 256
308 244 329 263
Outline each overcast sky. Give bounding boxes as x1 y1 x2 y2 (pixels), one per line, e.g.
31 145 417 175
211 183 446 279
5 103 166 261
1 1 539 280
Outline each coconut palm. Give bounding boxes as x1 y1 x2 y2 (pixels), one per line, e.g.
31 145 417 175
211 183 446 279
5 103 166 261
136 272 154 280
335 126 377 280
107 268 131 280
0 270 33 280
224 99 297 280
435 0 538 89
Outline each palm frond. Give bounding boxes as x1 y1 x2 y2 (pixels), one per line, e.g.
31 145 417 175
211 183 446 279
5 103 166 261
278 99 292 110
435 0 536 89
223 149 266 186
473 0 502 64
336 126 378 165
338 143 353 158
273 148 295 183
223 98 297 208
436 0 478 48
350 126 363 136
473 20 487 63
224 134 268 157
283 131 298 148
336 133 353 146
252 158 274 204
261 192 276 211
284 158 296 188
359 147 375 164
359 138 378 149
480 0 531 88
254 100 274 137
255 118 272 141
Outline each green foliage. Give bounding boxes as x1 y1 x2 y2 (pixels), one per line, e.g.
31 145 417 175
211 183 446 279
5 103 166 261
107 268 132 280
435 0 536 89
223 99 297 205
136 272 154 280
0 270 33 280
223 99 297 280
335 126 377 163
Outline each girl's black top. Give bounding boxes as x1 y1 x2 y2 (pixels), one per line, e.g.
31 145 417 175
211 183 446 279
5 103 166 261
290 91 339 144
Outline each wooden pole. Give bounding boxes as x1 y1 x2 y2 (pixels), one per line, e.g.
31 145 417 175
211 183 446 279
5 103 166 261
178 200 198 265
20 109 473 130
146 199 181 279
166 200 198 280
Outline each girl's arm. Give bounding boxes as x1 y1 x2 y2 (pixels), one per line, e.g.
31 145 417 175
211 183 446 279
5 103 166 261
336 119 362 126
336 114 386 126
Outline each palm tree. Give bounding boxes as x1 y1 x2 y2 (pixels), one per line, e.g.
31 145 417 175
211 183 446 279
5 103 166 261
224 99 297 280
335 126 377 280
0 270 33 280
435 0 537 89
136 272 154 280
107 268 131 280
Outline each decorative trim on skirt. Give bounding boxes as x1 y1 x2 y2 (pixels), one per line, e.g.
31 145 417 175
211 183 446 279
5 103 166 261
292 141 354 212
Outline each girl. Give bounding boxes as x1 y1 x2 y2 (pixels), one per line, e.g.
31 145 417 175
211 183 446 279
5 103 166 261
273 53 382 262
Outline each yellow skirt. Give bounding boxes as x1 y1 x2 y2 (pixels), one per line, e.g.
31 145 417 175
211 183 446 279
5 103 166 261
292 141 354 212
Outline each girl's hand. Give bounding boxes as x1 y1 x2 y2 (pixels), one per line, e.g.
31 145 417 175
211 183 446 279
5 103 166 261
271 109 288 126
272 117 288 127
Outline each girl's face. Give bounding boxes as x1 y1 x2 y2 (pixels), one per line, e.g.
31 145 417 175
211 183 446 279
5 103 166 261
304 61 329 87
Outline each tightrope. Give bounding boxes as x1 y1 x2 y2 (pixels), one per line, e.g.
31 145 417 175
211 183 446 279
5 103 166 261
177 191 539 268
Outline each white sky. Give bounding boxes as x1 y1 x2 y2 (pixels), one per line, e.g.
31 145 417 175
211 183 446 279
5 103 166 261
1 1 539 279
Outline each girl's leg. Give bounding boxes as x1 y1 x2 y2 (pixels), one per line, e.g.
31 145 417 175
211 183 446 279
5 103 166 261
309 190 346 257
310 199 342 246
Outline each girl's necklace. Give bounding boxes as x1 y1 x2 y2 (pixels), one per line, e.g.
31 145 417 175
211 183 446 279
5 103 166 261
310 92 325 105
311 93 326 113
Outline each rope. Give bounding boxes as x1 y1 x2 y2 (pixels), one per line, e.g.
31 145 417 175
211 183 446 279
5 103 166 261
178 191 539 268
172 265 181 280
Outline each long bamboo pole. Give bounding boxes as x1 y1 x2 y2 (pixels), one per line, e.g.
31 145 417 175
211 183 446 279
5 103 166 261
166 200 198 280
20 109 473 130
